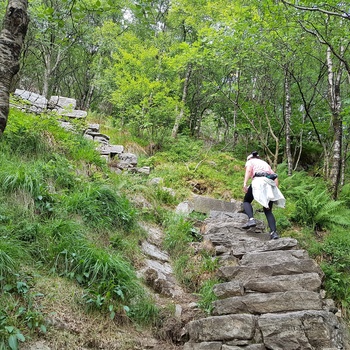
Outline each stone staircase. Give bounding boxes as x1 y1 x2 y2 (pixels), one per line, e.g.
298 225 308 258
183 210 347 350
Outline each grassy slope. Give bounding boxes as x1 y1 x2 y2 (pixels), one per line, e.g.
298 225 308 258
0 109 349 349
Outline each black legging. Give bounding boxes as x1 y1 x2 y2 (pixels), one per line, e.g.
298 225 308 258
243 185 277 232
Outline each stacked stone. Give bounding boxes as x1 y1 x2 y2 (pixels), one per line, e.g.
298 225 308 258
12 89 151 175
184 211 345 350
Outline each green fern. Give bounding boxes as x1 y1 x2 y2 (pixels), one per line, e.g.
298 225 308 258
314 200 350 230
292 189 350 231
279 170 325 200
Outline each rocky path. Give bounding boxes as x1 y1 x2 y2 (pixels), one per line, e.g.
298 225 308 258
182 210 348 350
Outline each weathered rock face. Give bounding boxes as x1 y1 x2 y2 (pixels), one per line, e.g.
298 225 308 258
184 210 348 350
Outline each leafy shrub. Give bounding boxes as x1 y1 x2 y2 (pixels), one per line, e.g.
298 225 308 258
321 263 350 318
41 154 79 190
320 229 350 316
322 229 350 270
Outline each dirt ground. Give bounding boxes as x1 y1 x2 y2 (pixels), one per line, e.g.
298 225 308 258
24 273 202 350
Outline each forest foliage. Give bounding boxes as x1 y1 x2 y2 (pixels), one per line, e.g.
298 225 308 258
1 0 349 198
1 0 350 348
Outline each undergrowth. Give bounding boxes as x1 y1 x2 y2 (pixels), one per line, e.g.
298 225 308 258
0 110 157 349
1 107 350 349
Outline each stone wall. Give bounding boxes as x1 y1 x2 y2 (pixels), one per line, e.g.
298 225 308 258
12 90 151 175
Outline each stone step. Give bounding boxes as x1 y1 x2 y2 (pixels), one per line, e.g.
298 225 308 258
185 343 266 350
228 237 298 257
184 310 342 350
205 229 267 247
186 314 256 343
213 272 322 297
202 215 265 241
240 249 311 266
243 272 322 293
183 205 347 349
212 291 323 315
217 259 324 282
258 310 342 350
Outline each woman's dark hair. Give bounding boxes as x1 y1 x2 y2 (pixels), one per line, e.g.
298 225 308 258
252 151 259 158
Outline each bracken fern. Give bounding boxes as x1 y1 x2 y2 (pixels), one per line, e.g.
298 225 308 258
292 189 350 231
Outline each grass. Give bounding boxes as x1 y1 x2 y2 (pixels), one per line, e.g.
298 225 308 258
0 109 161 349
1 105 350 348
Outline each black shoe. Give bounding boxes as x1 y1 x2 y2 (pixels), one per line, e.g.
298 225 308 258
270 231 279 240
242 219 256 229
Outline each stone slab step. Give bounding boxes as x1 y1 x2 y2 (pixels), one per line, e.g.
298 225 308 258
243 272 322 293
217 259 324 282
240 249 310 266
185 310 342 350
186 314 256 342
202 215 265 240
258 310 342 350
214 272 322 297
212 291 323 315
228 237 298 257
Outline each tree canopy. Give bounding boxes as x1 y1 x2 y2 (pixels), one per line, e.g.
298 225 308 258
1 0 350 197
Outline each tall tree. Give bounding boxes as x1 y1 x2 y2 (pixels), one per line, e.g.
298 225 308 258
0 0 29 135
280 0 350 198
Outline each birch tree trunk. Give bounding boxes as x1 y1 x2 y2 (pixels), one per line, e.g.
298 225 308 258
0 0 29 135
326 46 343 199
284 65 293 176
171 63 192 138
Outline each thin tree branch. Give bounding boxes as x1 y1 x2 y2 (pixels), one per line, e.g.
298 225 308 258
280 0 350 20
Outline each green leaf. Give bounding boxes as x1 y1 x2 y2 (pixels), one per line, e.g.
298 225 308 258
8 335 18 350
5 326 15 333
123 305 130 313
16 333 25 342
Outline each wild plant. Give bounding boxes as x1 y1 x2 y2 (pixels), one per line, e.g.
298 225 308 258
338 183 350 208
163 214 197 257
277 165 326 200
0 162 45 198
0 239 27 288
2 110 52 158
291 188 350 232
196 279 220 315
51 233 157 324
321 263 350 319
61 183 136 230
0 270 47 350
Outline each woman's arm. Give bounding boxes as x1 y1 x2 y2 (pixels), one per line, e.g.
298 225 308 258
243 165 253 192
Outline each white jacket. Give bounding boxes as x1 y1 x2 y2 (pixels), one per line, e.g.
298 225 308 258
252 177 286 208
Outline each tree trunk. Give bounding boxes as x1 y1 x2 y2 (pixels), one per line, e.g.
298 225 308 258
171 63 192 138
326 46 343 199
293 106 306 171
340 140 349 186
0 0 29 135
284 65 293 176
232 68 240 147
